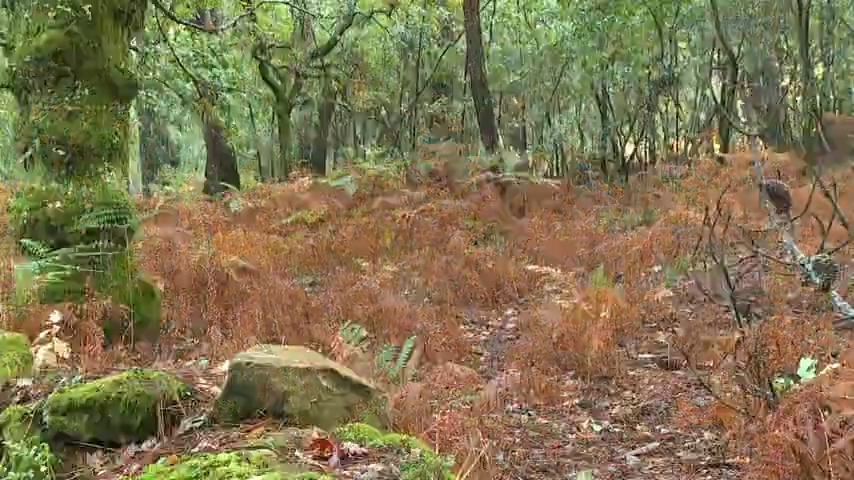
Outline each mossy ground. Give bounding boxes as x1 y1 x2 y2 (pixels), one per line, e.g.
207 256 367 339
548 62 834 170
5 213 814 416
129 451 332 480
0 331 33 382
336 423 455 480
43 368 190 444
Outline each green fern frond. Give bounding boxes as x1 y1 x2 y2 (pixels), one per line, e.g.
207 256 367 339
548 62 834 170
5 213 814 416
376 335 418 381
76 205 136 231
393 335 417 379
340 321 369 347
376 344 398 374
18 239 50 259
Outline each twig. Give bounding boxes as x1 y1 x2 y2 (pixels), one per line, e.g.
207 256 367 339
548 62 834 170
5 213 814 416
748 139 854 328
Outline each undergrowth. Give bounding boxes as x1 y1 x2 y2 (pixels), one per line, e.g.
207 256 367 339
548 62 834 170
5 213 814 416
0 147 852 479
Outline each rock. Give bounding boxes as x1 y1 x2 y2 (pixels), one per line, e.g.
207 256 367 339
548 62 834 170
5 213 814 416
43 368 190 445
0 331 33 382
213 345 388 431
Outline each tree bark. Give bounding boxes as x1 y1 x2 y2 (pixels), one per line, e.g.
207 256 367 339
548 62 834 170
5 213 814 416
310 80 338 175
139 105 180 189
189 9 241 195
7 1 146 178
201 103 242 195
463 0 500 153
3 0 161 343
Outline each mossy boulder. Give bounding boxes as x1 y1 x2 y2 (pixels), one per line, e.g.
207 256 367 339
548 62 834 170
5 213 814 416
101 272 163 344
213 345 389 431
0 331 33 382
336 423 455 480
43 368 191 445
129 451 331 480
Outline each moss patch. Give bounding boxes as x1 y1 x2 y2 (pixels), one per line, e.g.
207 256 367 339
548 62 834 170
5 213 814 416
43 368 190 445
129 451 331 480
7 179 138 251
0 331 33 382
7 179 162 343
336 423 454 480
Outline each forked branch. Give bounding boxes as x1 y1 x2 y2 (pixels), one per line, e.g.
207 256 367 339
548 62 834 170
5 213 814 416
748 139 854 329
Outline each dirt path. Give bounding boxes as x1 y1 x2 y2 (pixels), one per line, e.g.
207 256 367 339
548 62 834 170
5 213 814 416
460 265 745 480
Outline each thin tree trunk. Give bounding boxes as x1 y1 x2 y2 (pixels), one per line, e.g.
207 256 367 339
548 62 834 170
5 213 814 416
463 0 500 153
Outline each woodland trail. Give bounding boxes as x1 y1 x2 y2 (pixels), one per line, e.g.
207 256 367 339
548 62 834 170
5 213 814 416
461 265 745 480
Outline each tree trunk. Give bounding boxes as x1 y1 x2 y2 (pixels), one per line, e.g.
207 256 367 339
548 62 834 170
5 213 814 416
462 0 500 153
274 101 296 179
7 2 145 179
3 1 161 343
709 0 739 153
793 0 821 156
200 87 241 195
202 121 241 195
192 9 241 195
139 105 179 190
310 80 338 175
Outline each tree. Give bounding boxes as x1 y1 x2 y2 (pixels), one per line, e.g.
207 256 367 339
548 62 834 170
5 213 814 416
463 0 500 154
3 1 161 342
253 2 395 180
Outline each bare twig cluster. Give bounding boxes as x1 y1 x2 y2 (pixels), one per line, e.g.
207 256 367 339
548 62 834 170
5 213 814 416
689 185 766 328
676 183 781 415
747 139 853 329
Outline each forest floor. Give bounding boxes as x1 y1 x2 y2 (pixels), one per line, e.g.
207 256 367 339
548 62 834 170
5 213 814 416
2 147 854 479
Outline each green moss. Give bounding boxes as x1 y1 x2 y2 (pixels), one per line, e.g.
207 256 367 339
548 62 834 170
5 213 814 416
283 207 328 227
109 274 162 343
3 0 152 342
0 404 56 480
0 331 33 382
7 1 145 178
128 451 331 480
7 177 137 251
43 369 190 444
335 423 454 480
7 178 162 343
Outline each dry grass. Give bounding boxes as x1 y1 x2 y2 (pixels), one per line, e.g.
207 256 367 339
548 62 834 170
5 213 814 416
2 142 854 479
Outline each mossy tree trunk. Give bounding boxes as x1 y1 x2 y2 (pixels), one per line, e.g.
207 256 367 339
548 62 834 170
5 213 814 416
2 1 160 344
190 9 241 196
309 79 338 175
5 1 146 179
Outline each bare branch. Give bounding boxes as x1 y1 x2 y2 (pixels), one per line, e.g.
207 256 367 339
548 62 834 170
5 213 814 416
749 139 854 328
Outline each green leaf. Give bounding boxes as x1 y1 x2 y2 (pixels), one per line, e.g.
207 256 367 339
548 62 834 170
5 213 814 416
796 357 818 381
576 471 594 480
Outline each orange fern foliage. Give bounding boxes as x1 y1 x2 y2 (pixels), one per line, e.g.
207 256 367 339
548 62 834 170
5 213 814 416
511 286 628 380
